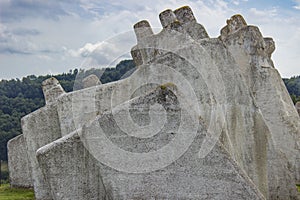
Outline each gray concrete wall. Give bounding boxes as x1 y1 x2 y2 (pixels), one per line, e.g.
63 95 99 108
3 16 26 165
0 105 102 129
296 101 300 117
76 87 265 199
22 104 62 200
7 134 33 188
36 131 106 200
7 5 300 200
220 15 300 196
36 83 266 199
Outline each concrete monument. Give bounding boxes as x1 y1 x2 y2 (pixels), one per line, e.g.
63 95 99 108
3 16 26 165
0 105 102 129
8 6 300 200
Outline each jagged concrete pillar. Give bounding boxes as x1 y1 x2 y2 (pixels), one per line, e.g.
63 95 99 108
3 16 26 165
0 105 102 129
174 6 209 40
133 20 153 43
264 37 275 58
42 77 65 104
220 14 247 41
36 131 107 200
7 134 33 188
22 104 62 200
159 9 177 29
131 20 154 66
220 13 300 199
7 5 300 200
82 74 101 88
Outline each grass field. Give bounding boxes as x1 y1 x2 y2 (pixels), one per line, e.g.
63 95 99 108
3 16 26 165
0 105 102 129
1 161 35 199
0 184 35 200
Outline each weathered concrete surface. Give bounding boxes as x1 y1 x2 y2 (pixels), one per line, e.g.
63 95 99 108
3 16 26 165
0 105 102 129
22 104 62 200
36 131 106 200
35 83 265 199
128 7 299 199
82 74 101 88
78 86 264 199
220 14 300 192
296 101 300 116
42 77 65 105
7 5 300 200
7 134 33 188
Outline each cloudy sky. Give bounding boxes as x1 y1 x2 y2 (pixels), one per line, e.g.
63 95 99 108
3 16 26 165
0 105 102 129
0 0 300 79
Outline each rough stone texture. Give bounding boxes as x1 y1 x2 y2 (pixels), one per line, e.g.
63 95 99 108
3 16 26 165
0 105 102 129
7 5 300 200
7 134 33 188
174 6 209 40
159 9 177 28
296 101 300 116
77 86 264 199
220 15 300 192
22 103 62 200
42 77 65 104
82 74 101 88
36 131 106 200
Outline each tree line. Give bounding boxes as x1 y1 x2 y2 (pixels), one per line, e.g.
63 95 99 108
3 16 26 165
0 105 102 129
0 60 135 161
283 75 300 104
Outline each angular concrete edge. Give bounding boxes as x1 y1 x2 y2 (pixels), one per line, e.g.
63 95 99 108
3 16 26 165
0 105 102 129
6 6 300 200
42 77 65 105
36 130 107 200
22 104 62 200
7 134 33 188
219 14 300 189
77 102 266 199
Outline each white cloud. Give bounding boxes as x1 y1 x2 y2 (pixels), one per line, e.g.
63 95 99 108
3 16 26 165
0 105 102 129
67 0 239 69
69 42 100 57
249 7 277 18
68 30 136 69
232 0 240 5
293 0 300 9
0 23 37 54
0 0 299 79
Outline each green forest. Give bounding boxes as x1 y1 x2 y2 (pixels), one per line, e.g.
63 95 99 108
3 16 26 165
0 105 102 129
0 59 135 162
0 60 299 165
283 76 300 103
